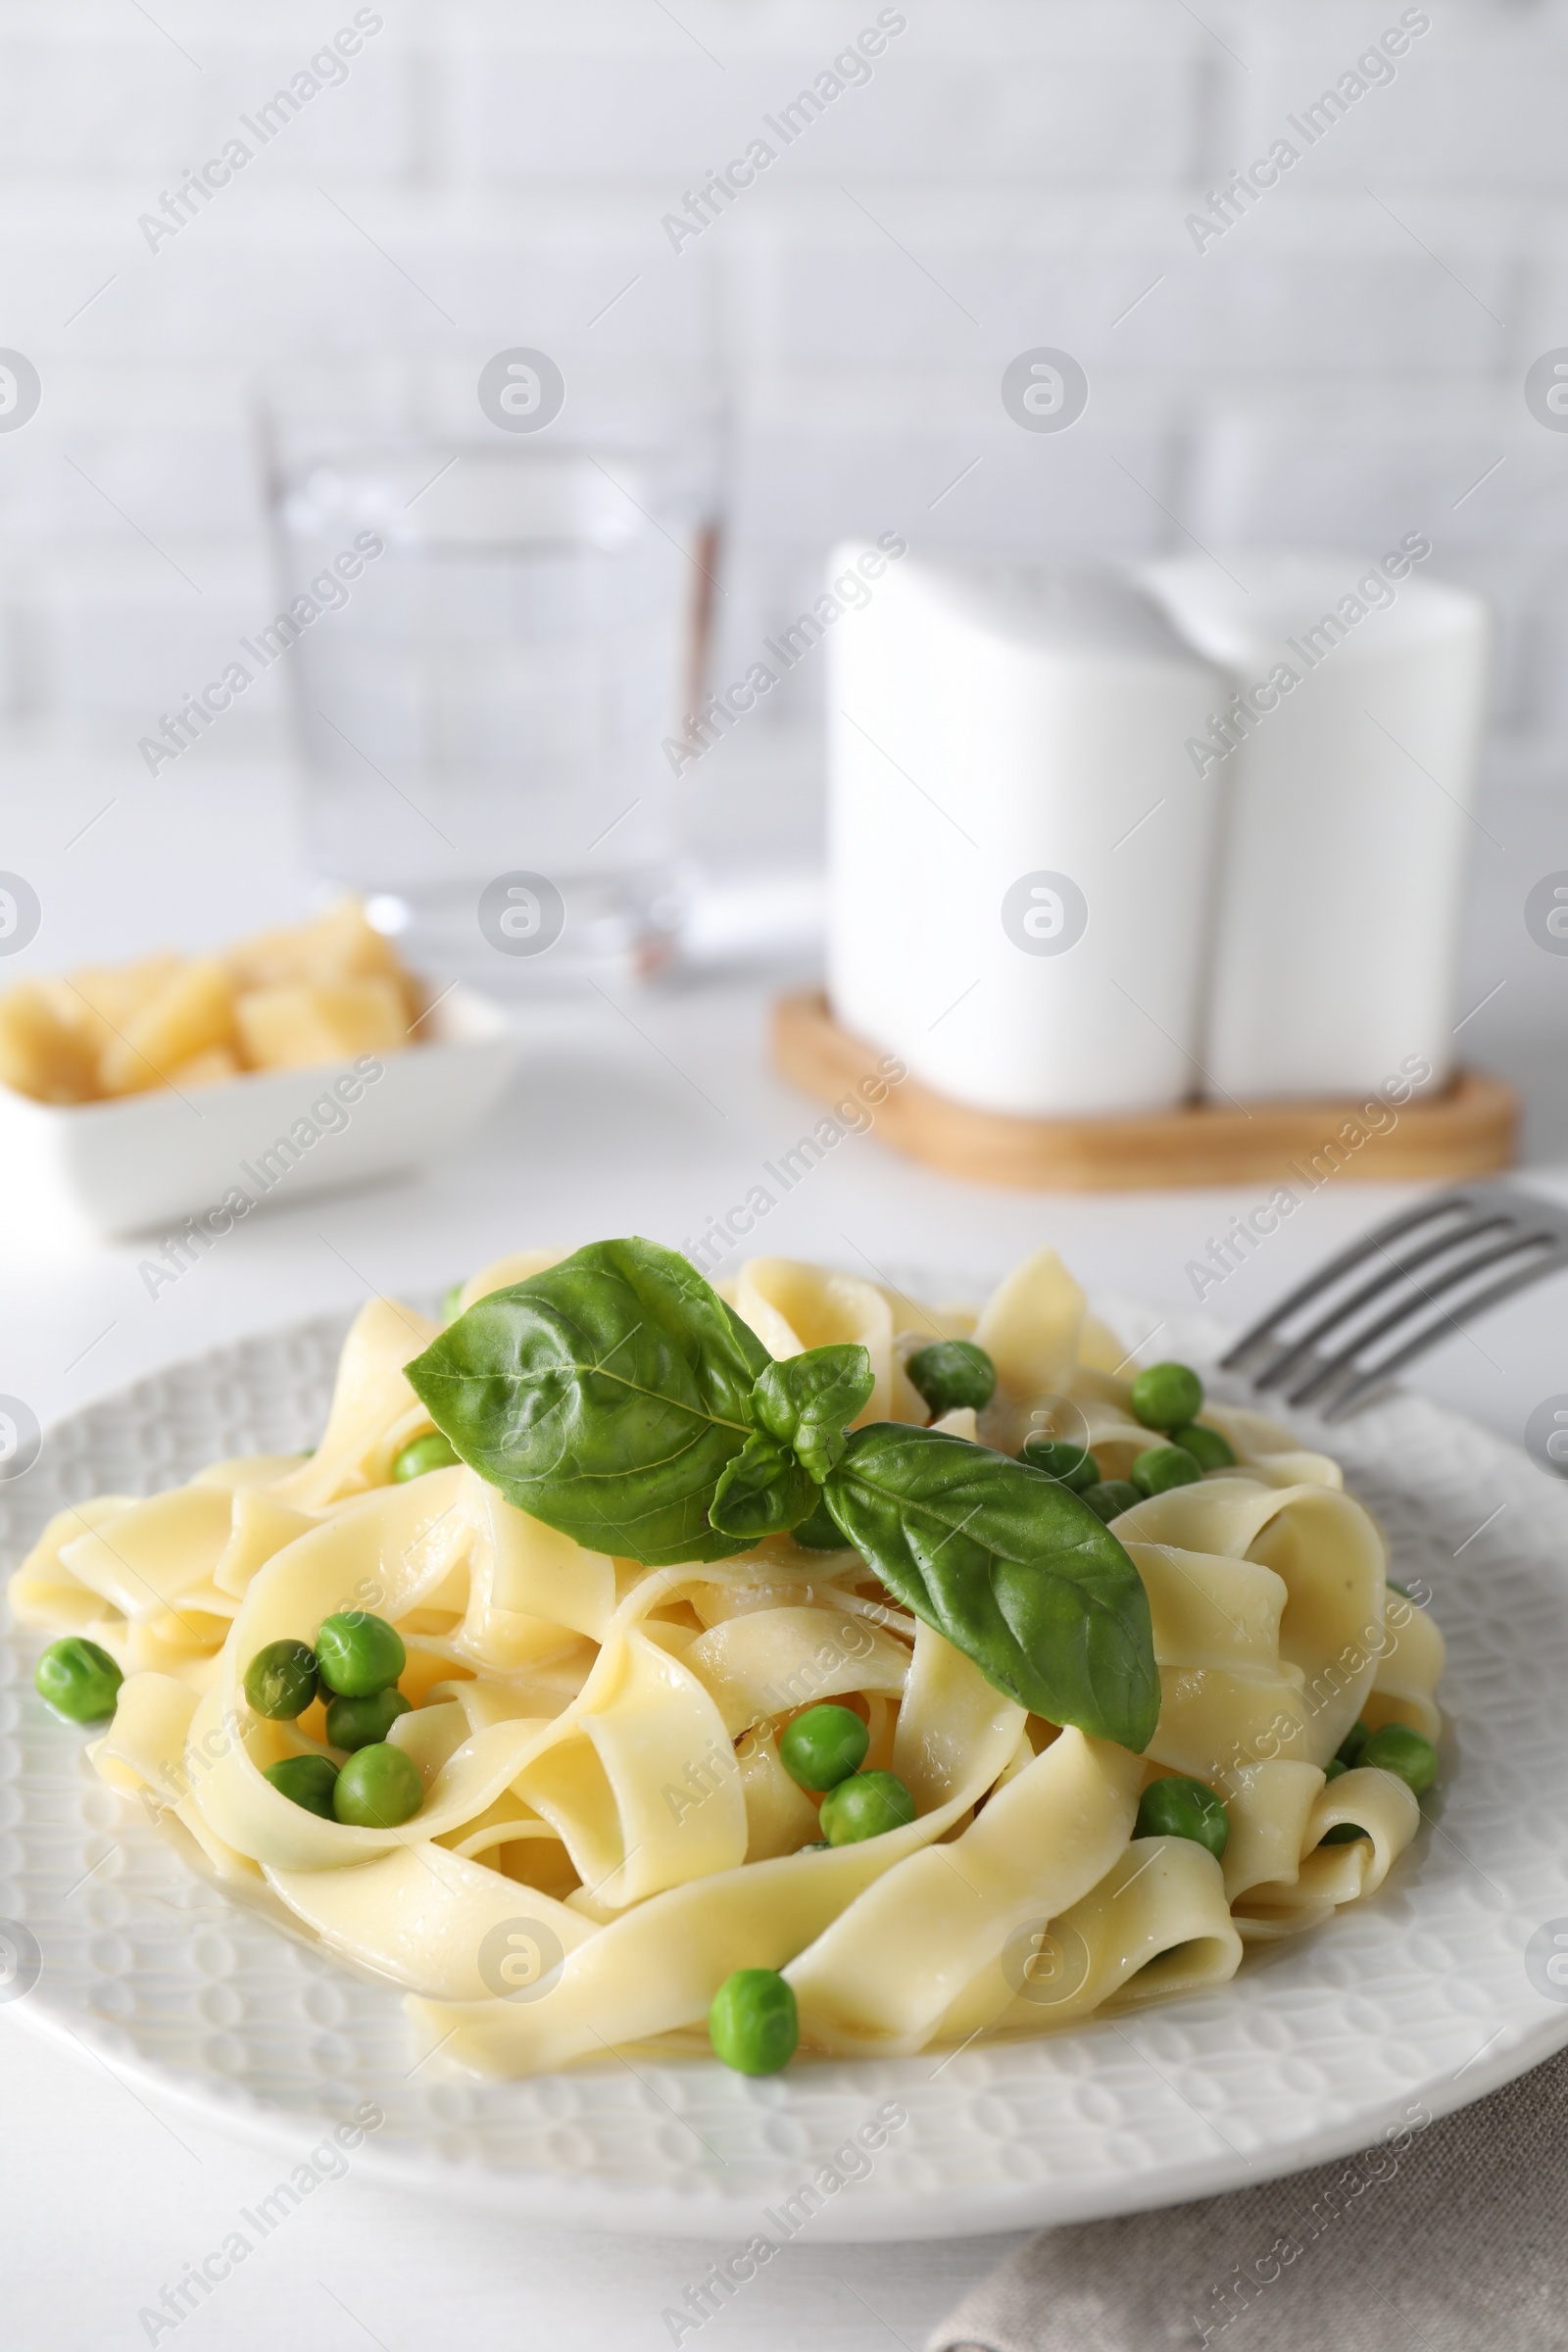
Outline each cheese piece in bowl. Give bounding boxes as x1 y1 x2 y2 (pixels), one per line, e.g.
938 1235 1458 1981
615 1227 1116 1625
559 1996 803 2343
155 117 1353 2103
0 900 420 1104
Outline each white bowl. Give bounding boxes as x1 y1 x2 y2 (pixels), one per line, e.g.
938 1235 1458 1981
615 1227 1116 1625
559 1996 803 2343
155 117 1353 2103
0 984 519 1237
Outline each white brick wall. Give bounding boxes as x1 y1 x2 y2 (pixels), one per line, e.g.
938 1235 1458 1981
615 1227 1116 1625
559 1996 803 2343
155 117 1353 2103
0 0 1563 903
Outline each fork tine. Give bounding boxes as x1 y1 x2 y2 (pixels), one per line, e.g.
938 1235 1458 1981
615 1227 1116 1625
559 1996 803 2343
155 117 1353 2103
1316 1250 1568 1422
1283 1231 1568 1411
1249 1210 1513 1394
1218 1189 1489 1374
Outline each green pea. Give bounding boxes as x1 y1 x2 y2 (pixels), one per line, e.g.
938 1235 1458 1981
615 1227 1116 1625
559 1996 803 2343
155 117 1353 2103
391 1431 461 1482
779 1704 869 1792
1134 1775 1229 1860
818 1769 916 1845
442 1281 465 1321
1168 1421 1235 1472
1020 1437 1099 1490
906 1339 997 1416
35 1637 122 1725
1131 1445 1203 1497
1129 1360 1204 1431
325 1687 412 1751
1361 1722 1438 1795
1082 1479 1141 1523
264 1755 339 1819
243 1639 318 1721
790 1494 848 1551
316 1610 406 1698
332 1740 424 1827
1336 1721 1370 1769
709 1968 799 2075
1324 1756 1348 1782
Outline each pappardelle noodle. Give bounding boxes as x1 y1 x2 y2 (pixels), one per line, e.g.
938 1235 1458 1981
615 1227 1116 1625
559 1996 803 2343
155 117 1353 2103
13 1241 1446 2078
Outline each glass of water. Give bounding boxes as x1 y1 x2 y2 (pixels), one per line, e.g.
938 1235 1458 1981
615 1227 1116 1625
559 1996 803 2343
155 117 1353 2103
262 359 723 989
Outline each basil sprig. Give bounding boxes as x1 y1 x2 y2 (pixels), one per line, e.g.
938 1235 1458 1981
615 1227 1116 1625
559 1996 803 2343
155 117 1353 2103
751 1344 874 1482
709 1343 876 1542
406 1238 1159 1751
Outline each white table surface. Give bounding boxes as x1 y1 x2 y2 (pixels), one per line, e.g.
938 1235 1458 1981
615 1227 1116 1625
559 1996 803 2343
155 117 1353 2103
3 752 1566 2350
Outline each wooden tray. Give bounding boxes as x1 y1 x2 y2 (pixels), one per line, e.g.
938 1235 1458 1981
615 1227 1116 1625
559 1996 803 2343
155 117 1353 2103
771 992 1519 1193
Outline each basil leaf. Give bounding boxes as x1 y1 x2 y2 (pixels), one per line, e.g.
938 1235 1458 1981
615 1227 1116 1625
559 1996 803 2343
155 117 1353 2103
709 1430 819 1541
822 1425 1159 1751
791 1493 853 1552
405 1237 771 1566
751 1344 874 1484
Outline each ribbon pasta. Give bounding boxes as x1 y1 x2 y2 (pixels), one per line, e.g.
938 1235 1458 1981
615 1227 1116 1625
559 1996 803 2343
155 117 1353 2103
9 1245 1444 2076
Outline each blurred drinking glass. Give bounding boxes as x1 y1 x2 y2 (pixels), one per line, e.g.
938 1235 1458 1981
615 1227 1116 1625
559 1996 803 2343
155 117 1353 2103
261 358 723 989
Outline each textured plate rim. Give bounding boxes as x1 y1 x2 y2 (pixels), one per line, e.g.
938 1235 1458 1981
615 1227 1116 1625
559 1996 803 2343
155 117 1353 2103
15 1965 1568 2242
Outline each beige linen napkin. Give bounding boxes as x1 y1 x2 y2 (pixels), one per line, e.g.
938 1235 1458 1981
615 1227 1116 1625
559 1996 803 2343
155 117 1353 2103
930 2047 1568 2352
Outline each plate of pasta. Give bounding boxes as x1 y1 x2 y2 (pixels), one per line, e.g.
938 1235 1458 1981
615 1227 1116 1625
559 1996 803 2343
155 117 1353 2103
3 1237 1566 2240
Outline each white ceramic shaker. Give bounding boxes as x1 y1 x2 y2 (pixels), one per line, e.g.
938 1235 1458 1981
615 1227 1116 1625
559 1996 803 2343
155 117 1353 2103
825 546 1226 1117
1143 548 1491 1101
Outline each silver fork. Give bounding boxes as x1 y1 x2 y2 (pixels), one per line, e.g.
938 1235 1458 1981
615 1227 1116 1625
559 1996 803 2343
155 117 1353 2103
1220 1181 1568 1423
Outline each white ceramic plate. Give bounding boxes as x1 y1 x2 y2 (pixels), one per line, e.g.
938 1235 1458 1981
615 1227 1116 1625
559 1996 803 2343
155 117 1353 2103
3 1295 1566 2241
0 984 518 1237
